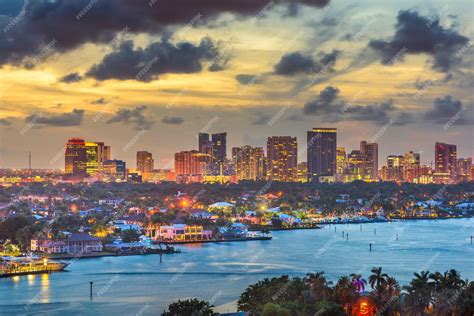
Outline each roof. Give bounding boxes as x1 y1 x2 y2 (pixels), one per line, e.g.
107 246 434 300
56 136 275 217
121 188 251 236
209 202 234 207
68 233 101 242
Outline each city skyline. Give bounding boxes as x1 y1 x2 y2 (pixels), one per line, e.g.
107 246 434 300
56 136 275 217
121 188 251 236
0 0 473 169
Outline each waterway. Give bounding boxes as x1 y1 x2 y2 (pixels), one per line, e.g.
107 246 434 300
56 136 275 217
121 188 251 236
0 218 473 315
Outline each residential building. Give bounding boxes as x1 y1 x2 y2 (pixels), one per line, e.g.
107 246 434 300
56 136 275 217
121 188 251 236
232 145 265 180
267 136 297 182
360 141 378 180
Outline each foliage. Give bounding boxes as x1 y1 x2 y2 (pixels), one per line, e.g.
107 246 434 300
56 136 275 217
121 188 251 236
120 229 140 243
161 299 217 316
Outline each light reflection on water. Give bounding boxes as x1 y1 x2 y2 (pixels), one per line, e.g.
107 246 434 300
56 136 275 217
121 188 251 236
0 218 472 315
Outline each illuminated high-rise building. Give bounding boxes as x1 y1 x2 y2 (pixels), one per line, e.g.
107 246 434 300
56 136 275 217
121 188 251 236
65 138 87 177
267 136 297 182
175 150 211 183
103 159 126 180
94 142 111 170
211 132 227 163
403 151 421 182
456 158 472 182
103 145 111 162
347 150 366 180
232 146 264 180
307 128 337 182
435 142 457 178
136 151 154 173
360 141 378 180
297 162 308 182
387 155 404 168
85 142 99 176
386 155 404 181
336 147 347 175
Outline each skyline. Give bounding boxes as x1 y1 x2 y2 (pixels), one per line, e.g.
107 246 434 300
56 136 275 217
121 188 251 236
0 128 471 171
0 0 473 169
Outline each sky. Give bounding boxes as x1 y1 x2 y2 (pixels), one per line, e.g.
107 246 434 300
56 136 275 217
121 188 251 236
0 0 473 169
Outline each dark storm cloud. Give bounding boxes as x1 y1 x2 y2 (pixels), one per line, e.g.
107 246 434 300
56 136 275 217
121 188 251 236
424 96 471 124
25 109 84 127
235 74 264 85
161 116 184 125
303 86 340 114
274 50 340 76
0 0 330 67
369 10 469 72
59 72 83 83
0 118 11 126
107 105 153 130
303 86 396 124
86 37 223 82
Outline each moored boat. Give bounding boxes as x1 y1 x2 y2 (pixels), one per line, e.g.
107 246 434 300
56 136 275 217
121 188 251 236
0 256 69 278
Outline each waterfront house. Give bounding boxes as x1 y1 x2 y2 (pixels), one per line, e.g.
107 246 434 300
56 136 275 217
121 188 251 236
219 223 248 238
31 233 103 254
113 220 142 232
156 224 212 242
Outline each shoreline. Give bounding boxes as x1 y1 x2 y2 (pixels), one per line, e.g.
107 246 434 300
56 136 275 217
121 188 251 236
156 236 272 245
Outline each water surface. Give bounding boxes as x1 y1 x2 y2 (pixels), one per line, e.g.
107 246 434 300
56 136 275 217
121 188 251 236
1 218 473 315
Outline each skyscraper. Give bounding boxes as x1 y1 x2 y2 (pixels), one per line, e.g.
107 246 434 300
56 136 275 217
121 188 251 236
104 159 126 180
65 138 87 177
336 147 347 175
360 141 378 180
267 136 297 182
403 151 421 183
85 142 99 176
232 146 264 180
198 133 211 153
95 142 110 171
136 151 154 173
174 150 211 183
211 132 227 163
435 142 457 177
347 150 366 181
307 128 337 182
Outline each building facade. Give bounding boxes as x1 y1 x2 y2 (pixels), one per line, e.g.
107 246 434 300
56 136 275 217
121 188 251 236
232 146 264 180
307 128 337 182
267 136 297 182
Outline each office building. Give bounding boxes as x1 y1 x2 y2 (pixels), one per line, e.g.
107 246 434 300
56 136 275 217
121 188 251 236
307 128 337 182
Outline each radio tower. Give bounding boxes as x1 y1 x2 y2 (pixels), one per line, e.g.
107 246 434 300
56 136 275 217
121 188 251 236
28 151 31 170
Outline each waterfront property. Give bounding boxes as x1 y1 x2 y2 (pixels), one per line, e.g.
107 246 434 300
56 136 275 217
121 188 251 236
31 233 103 254
148 224 213 242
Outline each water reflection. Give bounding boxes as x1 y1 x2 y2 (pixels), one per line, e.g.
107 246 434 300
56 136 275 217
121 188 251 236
40 273 50 303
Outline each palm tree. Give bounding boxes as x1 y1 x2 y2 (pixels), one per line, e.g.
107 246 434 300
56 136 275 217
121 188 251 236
429 269 466 315
334 276 358 314
369 267 388 290
350 273 367 293
402 271 433 316
305 272 333 302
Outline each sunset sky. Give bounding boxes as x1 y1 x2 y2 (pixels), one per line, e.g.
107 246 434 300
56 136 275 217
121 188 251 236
0 0 472 169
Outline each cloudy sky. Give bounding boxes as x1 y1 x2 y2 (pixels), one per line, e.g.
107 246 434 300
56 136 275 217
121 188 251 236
0 0 473 169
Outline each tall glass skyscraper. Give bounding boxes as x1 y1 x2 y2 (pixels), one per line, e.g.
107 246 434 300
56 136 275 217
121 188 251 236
307 128 337 182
